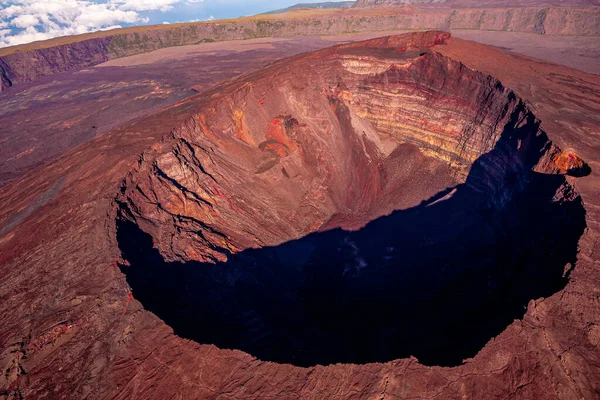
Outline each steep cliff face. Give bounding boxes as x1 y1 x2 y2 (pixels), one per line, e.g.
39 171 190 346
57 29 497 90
117 31 585 264
0 59 13 91
0 38 112 91
0 6 598 91
442 7 600 34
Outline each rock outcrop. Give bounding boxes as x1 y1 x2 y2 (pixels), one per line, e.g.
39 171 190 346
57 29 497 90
0 38 113 92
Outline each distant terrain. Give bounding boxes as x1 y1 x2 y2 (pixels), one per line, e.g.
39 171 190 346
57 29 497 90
1 5 599 93
355 0 600 6
261 1 355 15
354 0 446 6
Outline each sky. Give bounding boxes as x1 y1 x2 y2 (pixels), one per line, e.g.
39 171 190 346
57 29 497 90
0 0 350 48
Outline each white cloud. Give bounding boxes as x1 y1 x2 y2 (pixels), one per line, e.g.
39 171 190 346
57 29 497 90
111 0 183 12
0 0 316 47
0 0 189 47
99 24 123 31
11 13 39 28
0 4 23 19
76 4 138 28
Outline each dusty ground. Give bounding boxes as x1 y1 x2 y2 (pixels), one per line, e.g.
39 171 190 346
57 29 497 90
102 30 600 74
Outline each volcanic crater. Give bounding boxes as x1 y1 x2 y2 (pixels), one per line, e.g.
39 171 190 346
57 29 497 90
114 32 590 368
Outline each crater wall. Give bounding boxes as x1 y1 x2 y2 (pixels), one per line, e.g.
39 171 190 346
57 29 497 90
117 31 586 263
114 32 589 367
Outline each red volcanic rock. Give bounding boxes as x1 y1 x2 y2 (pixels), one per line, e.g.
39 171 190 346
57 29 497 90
1 31 600 399
117 30 585 263
354 0 600 5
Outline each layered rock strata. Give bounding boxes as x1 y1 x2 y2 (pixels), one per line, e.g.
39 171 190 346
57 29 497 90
117 31 586 264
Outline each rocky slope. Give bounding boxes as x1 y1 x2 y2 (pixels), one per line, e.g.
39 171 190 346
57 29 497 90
117 32 585 264
1 5 599 91
1 31 600 399
0 35 372 188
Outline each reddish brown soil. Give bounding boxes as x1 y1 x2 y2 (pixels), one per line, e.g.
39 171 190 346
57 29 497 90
0 31 599 400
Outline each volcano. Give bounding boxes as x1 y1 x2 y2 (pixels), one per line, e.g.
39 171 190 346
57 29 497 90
114 32 588 368
1 31 600 399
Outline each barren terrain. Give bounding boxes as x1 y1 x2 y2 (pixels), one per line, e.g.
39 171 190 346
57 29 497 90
0 30 599 399
1 3 600 399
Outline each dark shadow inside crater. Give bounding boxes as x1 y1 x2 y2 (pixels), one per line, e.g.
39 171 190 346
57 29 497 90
117 127 587 367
